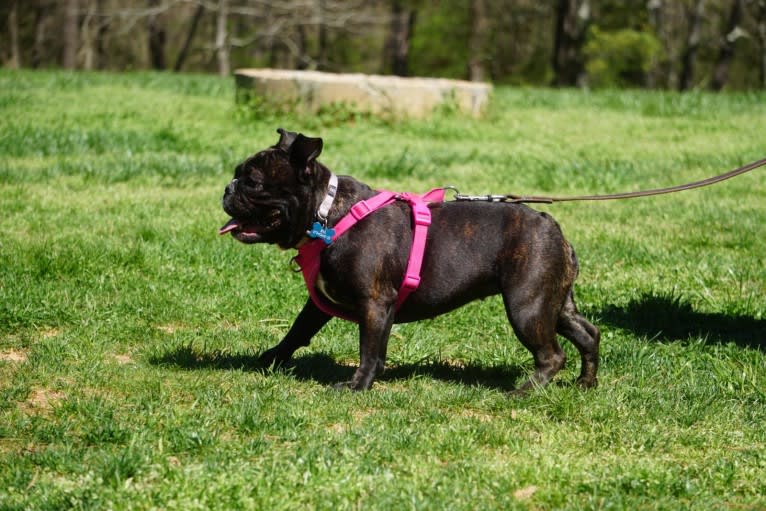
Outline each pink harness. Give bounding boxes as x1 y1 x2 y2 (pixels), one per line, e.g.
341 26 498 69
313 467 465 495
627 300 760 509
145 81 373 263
294 188 445 322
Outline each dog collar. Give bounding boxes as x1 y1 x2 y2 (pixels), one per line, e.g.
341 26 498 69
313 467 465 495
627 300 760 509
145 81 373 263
316 172 338 223
307 173 338 244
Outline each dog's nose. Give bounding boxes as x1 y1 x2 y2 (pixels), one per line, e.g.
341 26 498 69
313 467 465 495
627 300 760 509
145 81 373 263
225 178 238 195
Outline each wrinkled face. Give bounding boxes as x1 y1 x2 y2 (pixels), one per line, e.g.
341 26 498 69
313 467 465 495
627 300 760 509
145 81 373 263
220 148 302 246
220 129 324 248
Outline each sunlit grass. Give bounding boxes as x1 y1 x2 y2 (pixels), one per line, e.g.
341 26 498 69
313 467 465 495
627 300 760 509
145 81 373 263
1 70 765 510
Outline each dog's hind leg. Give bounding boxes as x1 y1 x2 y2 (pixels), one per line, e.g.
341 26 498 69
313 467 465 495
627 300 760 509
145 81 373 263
557 291 600 388
258 299 332 367
502 292 567 392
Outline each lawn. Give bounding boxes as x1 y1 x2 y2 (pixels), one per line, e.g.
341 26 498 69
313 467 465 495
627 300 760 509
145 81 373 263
1 70 765 510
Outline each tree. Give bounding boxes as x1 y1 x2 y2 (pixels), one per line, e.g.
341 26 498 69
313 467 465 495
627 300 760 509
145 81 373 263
6 0 20 68
383 0 417 76
758 0 766 87
147 0 167 70
63 0 79 69
552 0 591 86
215 0 230 76
468 0 488 81
710 0 745 91
174 3 205 72
679 0 705 91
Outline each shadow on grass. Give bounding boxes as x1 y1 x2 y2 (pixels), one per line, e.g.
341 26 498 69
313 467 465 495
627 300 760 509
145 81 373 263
150 345 524 392
597 292 766 351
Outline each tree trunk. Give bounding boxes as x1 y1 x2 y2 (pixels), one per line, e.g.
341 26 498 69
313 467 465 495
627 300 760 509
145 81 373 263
33 3 48 68
216 0 230 76
679 0 705 91
296 24 309 70
95 1 109 70
647 0 662 88
174 4 204 72
317 0 328 70
147 0 167 70
7 0 20 68
81 0 99 70
710 0 745 91
758 0 766 88
383 1 417 76
468 0 488 82
552 0 590 87
63 0 79 69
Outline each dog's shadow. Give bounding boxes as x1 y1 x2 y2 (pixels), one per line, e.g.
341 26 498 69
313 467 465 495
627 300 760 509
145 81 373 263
597 292 766 350
150 345 524 392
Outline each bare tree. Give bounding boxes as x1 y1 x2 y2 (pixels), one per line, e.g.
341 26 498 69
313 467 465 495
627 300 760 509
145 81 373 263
383 0 417 76
710 0 745 91
679 0 705 91
552 0 590 87
32 1 49 68
147 0 167 70
63 0 80 69
6 0 20 68
758 0 766 87
174 3 205 72
647 0 663 88
468 0 488 82
216 0 230 76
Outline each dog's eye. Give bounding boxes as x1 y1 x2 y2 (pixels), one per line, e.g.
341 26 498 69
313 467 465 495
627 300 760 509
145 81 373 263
243 177 263 191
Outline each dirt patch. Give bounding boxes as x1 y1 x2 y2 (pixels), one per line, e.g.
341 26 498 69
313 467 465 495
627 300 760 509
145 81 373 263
41 328 60 339
0 349 28 363
156 323 183 334
513 485 538 500
20 388 66 415
114 354 134 365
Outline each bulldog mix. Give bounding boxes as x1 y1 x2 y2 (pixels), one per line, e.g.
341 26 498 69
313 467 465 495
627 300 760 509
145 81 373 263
220 129 599 392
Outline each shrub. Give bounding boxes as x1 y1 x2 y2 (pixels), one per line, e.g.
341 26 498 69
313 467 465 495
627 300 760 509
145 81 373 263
584 26 662 88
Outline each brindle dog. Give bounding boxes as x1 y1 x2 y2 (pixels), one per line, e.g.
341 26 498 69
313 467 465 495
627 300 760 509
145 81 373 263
221 129 600 392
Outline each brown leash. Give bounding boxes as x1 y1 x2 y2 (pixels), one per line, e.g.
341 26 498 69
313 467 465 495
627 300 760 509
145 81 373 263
451 157 766 204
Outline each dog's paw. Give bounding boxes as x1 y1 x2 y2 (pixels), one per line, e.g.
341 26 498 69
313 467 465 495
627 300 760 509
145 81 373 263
258 346 289 368
576 376 598 389
331 381 353 391
331 381 371 392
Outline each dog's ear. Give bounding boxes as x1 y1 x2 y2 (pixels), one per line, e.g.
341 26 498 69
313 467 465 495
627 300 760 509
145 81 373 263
275 128 299 152
289 134 323 174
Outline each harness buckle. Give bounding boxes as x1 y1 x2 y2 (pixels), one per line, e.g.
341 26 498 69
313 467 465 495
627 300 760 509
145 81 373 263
350 200 372 220
401 273 421 290
412 204 431 226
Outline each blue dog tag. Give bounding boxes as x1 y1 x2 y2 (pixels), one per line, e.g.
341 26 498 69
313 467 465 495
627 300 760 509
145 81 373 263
307 222 335 245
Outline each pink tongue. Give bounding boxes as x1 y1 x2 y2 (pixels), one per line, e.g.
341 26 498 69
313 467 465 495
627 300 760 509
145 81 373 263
219 219 240 235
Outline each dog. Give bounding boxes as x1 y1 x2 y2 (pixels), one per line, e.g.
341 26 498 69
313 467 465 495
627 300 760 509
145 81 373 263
220 128 600 392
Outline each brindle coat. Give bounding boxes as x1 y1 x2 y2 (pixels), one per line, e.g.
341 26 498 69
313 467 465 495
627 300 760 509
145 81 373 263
221 129 600 392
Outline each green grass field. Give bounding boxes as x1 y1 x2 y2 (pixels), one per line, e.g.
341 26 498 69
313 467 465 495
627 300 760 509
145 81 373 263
1 70 765 510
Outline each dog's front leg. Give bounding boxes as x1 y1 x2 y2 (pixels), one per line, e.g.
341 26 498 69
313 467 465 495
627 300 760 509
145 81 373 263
259 298 331 367
340 302 395 391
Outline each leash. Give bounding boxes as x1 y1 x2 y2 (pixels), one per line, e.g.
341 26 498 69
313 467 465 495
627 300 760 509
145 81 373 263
450 157 766 204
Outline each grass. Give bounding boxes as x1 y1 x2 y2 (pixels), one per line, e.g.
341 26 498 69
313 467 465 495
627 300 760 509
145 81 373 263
1 69 765 510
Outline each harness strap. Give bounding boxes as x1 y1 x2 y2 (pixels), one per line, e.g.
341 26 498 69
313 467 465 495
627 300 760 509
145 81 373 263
396 188 446 309
295 188 444 323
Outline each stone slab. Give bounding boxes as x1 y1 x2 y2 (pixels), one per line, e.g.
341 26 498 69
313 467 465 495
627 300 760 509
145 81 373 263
235 68 492 118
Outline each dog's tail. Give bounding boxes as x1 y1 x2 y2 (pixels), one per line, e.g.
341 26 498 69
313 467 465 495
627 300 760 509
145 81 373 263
569 242 580 280
562 240 582 312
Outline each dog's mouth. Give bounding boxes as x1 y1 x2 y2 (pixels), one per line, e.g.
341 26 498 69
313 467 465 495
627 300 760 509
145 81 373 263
219 209 283 243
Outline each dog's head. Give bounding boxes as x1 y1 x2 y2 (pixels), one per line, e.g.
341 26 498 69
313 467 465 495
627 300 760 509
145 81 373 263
220 128 325 248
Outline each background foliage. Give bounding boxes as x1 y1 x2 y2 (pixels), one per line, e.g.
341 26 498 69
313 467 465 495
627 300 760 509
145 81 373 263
2 0 765 90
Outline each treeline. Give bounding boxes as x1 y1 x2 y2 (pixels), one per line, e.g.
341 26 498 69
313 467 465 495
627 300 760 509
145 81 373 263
3 0 765 90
